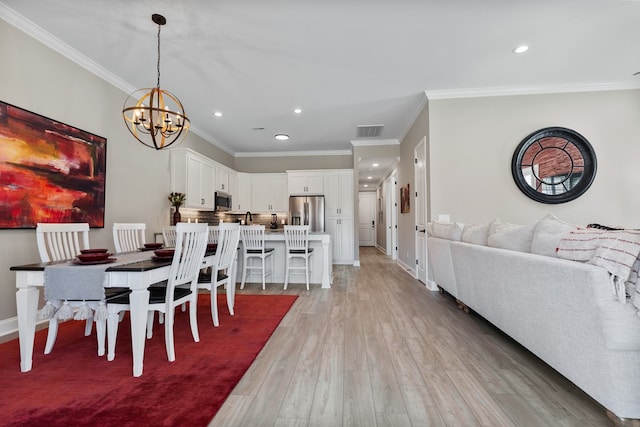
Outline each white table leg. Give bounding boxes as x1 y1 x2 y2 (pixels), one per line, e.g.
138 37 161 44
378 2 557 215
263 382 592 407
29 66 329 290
128 288 149 377
16 286 39 372
321 239 331 288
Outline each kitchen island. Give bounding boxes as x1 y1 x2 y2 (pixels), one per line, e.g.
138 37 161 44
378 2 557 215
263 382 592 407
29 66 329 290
238 231 332 288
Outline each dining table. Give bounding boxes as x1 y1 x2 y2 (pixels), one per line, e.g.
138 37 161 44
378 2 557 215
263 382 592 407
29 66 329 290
11 248 220 377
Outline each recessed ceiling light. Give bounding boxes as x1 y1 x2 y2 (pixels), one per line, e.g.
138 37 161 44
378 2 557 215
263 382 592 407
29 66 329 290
213 111 222 117
513 45 529 54
367 176 372 180
372 163 379 167
364 184 368 187
275 134 289 141
293 108 302 114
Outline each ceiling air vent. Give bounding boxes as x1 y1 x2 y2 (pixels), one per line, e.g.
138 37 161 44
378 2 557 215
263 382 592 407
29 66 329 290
357 124 384 138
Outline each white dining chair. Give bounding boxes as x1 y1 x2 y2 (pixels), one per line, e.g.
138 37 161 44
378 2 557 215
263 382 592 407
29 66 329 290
112 223 146 253
106 222 208 362
208 226 219 244
162 226 177 247
283 225 313 290
198 223 240 326
36 223 110 356
240 225 274 290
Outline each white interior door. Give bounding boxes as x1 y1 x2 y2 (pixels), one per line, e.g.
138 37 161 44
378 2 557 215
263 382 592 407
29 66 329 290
358 192 376 246
414 137 430 287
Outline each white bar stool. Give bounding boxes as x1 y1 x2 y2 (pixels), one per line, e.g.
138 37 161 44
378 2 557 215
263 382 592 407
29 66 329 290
283 225 313 290
240 225 275 289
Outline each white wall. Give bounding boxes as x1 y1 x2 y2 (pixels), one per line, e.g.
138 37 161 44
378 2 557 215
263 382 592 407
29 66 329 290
428 90 640 228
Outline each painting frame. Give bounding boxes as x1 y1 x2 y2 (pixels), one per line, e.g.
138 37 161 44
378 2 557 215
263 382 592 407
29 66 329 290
400 183 410 214
0 100 107 229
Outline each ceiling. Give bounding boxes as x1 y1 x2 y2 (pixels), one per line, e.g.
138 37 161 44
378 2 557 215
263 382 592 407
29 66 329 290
1 0 639 192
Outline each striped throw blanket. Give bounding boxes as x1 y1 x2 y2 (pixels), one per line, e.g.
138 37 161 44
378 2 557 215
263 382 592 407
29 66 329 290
557 229 640 310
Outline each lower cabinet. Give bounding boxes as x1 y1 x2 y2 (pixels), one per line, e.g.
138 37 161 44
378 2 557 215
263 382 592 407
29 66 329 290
326 216 354 264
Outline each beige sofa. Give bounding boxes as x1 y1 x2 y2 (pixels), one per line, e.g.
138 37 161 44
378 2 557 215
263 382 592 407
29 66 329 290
427 216 640 424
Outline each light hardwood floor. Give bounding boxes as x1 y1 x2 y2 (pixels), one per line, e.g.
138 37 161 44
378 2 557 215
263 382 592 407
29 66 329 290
210 247 611 427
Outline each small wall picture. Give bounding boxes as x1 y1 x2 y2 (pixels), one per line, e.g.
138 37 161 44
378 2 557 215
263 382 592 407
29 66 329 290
400 184 410 213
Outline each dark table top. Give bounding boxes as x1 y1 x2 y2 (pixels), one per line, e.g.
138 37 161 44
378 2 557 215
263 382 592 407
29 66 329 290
10 250 215 272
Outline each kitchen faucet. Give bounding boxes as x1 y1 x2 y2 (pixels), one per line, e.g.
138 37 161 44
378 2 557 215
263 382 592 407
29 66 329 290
245 211 252 224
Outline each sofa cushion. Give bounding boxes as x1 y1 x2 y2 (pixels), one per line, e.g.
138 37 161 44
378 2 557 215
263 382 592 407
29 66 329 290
530 214 578 257
487 220 538 253
432 222 464 241
461 222 490 245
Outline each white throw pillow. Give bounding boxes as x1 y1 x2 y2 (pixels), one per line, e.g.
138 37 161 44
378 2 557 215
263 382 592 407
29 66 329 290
432 222 464 241
461 222 490 245
487 220 539 253
530 214 578 257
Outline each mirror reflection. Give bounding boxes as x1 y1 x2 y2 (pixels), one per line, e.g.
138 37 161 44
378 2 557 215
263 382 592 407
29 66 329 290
511 127 596 204
520 137 584 195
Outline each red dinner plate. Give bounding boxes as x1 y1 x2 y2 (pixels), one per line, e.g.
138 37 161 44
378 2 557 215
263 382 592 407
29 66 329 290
73 257 117 265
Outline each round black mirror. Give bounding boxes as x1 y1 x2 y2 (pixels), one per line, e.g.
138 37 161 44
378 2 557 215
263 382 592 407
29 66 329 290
511 127 597 204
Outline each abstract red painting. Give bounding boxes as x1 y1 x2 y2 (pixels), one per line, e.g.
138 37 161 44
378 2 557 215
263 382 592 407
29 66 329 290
0 101 106 228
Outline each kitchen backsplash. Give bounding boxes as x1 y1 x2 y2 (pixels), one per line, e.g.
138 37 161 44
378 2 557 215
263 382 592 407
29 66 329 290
174 209 288 229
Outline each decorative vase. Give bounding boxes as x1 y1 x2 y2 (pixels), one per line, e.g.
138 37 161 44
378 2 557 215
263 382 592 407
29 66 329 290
173 205 182 225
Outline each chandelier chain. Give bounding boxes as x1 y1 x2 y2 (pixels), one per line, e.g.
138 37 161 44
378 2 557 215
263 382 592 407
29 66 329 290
156 22 161 89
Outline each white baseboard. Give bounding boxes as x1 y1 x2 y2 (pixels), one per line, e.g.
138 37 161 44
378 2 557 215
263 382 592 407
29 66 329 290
396 259 416 277
0 316 49 341
0 316 19 339
425 279 439 292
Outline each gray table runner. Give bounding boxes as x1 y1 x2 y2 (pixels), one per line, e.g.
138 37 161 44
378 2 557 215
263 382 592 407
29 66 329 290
44 251 153 301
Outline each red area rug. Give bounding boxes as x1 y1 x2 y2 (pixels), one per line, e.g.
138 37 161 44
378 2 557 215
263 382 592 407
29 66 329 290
0 294 297 427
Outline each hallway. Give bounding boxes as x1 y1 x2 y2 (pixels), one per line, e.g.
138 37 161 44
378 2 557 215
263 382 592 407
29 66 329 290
211 247 609 426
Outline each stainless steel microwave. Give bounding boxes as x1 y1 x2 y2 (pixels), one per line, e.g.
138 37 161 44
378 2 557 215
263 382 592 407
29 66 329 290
214 191 232 211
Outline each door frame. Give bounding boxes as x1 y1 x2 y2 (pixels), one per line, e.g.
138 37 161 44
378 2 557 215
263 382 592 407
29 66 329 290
414 136 435 289
385 172 398 260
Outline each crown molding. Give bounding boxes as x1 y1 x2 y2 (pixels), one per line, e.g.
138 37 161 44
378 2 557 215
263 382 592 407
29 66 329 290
235 149 352 158
0 4 134 95
397 91 429 142
351 139 399 147
425 81 640 100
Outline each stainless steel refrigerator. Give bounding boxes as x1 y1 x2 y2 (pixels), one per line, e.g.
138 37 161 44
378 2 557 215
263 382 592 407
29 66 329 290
289 195 325 232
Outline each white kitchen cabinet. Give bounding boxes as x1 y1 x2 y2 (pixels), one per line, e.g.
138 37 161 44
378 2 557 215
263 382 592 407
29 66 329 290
324 170 354 264
171 150 215 209
251 173 288 212
324 170 354 216
215 167 230 193
288 171 324 195
326 217 354 264
234 172 252 212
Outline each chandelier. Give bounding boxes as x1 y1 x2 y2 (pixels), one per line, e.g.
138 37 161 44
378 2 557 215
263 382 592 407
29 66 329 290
122 14 190 150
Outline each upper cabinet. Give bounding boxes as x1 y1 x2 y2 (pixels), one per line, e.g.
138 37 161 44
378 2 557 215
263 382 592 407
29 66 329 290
215 167 230 193
171 150 215 209
234 172 252 212
288 171 324 195
324 170 354 217
251 173 288 212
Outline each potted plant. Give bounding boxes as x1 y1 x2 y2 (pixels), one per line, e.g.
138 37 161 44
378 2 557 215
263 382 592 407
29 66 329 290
168 192 186 224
